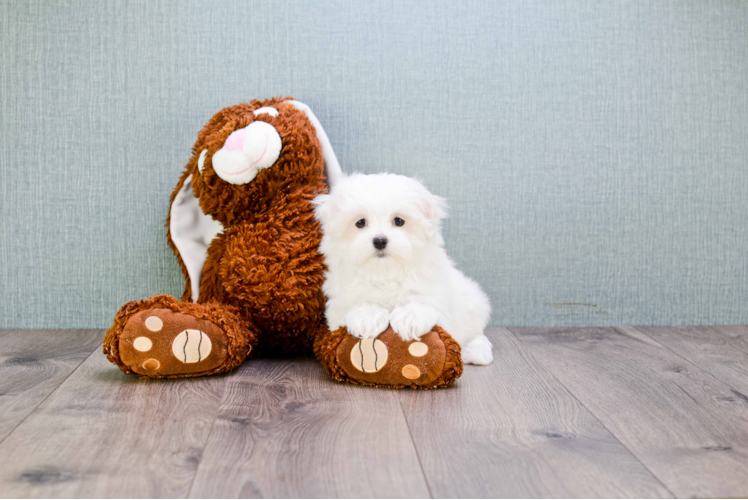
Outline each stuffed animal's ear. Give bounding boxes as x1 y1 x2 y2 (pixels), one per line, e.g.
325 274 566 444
288 101 343 187
168 174 223 302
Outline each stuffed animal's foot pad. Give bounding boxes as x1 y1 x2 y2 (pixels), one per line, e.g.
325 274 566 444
330 325 463 389
118 308 230 377
349 338 389 372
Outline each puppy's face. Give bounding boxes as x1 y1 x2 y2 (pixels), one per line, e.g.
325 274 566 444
315 174 447 270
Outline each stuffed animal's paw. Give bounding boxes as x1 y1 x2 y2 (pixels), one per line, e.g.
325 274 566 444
389 303 439 341
103 295 254 379
345 305 390 339
317 325 463 389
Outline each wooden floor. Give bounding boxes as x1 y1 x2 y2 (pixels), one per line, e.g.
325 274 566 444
1 327 748 498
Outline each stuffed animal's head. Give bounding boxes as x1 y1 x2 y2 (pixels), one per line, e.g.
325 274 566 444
168 98 342 302
185 97 340 226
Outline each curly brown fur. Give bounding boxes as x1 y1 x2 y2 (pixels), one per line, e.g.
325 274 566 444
313 324 351 382
161 97 328 356
192 99 326 226
165 97 327 301
431 326 464 388
198 184 326 354
103 294 256 378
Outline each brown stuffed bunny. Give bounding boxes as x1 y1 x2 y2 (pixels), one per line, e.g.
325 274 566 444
103 97 462 389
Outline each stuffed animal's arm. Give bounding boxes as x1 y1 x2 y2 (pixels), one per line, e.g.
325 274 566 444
211 218 326 326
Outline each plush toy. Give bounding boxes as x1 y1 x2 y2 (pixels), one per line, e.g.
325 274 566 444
103 97 463 389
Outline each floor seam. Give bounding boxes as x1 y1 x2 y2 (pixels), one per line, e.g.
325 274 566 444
627 325 748 392
184 366 237 499
710 326 748 357
396 392 435 499
0 330 104 449
505 327 678 499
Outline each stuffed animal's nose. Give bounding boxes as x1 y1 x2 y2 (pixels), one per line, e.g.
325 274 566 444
211 121 282 185
373 236 388 250
223 127 248 151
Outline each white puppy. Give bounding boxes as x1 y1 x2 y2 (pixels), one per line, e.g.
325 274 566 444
313 173 493 365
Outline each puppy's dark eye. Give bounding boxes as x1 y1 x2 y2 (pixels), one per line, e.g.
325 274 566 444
355 219 366 228
393 217 405 227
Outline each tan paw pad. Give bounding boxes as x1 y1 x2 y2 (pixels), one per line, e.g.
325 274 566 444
408 341 428 357
350 338 388 373
172 329 212 363
142 358 160 371
133 336 153 352
402 364 421 379
145 316 163 331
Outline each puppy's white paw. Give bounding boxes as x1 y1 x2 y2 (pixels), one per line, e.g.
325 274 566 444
345 305 390 339
389 303 439 341
462 335 494 365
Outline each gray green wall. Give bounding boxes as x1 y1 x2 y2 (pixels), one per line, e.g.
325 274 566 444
2 0 747 328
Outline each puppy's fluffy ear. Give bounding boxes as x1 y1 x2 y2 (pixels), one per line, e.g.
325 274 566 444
312 193 332 225
424 192 448 222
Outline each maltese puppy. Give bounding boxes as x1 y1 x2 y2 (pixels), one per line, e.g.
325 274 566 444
313 173 493 365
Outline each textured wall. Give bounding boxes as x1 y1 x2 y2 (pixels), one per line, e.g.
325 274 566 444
2 0 747 328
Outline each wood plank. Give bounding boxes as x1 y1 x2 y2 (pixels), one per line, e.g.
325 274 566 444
713 324 748 343
513 326 748 498
0 349 228 498
399 328 671 498
712 325 748 354
189 356 431 499
0 329 103 444
635 326 748 395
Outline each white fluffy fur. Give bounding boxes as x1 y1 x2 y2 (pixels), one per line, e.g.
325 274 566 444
314 173 493 365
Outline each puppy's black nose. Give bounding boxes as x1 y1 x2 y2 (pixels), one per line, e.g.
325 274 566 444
373 236 388 250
